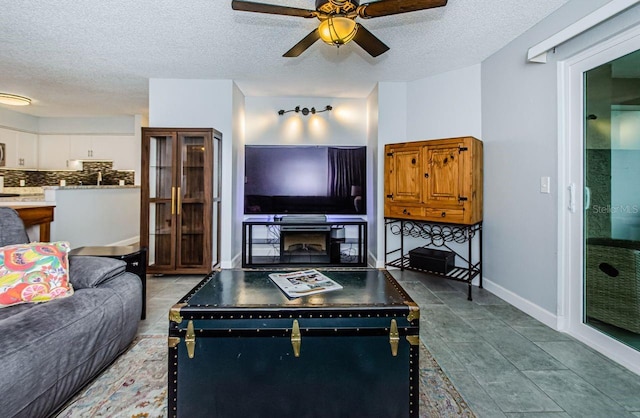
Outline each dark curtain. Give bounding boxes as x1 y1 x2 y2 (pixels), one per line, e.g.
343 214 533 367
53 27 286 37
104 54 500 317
327 147 365 197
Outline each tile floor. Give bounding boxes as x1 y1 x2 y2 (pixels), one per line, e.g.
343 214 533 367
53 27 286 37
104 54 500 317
138 269 640 418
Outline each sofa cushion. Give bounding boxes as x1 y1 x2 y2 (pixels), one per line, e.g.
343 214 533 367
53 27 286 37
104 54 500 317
0 207 29 246
68 256 127 289
0 241 73 308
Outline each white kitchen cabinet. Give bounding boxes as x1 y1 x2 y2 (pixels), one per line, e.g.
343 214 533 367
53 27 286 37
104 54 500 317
0 128 38 169
68 135 94 160
38 134 137 171
38 135 72 170
16 132 39 168
89 136 137 169
68 135 136 169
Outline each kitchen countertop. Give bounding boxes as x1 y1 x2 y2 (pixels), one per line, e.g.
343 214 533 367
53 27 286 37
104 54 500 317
1 186 44 196
42 185 140 190
0 185 139 204
0 196 49 205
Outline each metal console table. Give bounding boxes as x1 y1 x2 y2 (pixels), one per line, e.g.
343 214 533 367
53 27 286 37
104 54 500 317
243 218 367 268
384 218 482 300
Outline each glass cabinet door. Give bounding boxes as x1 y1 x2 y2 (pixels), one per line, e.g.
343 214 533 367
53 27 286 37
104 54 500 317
176 132 211 269
147 133 177 270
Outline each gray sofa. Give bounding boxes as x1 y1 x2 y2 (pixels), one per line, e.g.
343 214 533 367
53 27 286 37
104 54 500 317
0 207 142 417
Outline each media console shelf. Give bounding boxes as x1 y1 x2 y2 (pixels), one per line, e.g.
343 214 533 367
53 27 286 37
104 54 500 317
242 218 367 268
384 218 482 300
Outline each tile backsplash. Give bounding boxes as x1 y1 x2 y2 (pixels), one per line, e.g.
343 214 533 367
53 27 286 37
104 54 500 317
0 161 134 187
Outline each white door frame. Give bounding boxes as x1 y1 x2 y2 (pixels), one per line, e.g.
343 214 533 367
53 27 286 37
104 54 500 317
558 24 640 375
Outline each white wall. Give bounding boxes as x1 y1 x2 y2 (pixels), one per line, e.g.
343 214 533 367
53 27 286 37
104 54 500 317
0 107 39 133
366 86 379 265
232 83 245 267
148 78 238 268
244 97 368 145
38 116 136 134
407 64 482 140
376 82 408 267
481 0 640 318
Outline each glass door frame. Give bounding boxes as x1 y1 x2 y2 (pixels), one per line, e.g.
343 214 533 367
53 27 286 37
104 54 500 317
559 24 640 375
175 131 212 271
144 131 179 271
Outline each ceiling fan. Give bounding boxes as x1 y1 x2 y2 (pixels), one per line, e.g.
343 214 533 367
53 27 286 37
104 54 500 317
231 0 447 58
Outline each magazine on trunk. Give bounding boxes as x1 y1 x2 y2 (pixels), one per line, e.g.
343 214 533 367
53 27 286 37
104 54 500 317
268 269 343 298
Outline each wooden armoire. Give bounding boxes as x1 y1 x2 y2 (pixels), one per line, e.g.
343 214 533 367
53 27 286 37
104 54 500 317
384 136 483 225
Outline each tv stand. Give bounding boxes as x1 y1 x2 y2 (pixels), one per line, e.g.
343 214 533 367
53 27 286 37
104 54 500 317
242 218 367 267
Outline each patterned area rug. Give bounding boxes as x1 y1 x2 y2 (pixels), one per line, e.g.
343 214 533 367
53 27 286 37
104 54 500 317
58 335 475 417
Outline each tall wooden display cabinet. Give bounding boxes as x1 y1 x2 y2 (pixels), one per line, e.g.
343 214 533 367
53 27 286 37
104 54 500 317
141 128 222 274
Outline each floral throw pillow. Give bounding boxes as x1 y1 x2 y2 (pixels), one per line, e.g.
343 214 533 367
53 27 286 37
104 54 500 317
0 241 74 308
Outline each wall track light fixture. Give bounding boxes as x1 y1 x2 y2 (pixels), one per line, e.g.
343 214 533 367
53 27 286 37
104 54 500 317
278 105 332 116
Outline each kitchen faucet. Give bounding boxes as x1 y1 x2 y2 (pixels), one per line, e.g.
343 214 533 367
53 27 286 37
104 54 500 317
97 170 102 186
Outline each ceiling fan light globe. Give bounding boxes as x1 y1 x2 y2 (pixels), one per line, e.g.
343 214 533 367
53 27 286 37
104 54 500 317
318 16 357 46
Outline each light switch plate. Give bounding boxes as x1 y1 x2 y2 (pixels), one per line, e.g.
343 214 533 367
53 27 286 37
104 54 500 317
540 176 551 194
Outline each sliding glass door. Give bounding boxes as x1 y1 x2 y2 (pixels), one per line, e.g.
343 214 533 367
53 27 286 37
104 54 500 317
583 49 640 351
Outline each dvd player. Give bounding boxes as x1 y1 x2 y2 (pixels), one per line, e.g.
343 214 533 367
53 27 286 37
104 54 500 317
275 215 327 223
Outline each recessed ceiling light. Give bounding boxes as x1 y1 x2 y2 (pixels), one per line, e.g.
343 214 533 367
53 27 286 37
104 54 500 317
0 93 32 106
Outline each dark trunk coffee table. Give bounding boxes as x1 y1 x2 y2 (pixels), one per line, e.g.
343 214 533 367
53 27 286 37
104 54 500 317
168 268 420 418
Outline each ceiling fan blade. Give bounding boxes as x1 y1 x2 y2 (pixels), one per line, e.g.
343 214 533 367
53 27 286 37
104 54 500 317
283 29 321 57
352 24 389 57
232 0 317 18
358 0 447 18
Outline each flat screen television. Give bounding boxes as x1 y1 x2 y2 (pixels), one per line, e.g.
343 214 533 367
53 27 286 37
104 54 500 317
244 145 366 215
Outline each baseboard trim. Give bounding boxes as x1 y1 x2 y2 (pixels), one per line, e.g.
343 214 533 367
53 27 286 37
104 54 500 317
482 276 558 330
224 252 242 269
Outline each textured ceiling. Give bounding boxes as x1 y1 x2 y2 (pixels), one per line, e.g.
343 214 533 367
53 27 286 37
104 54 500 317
0 0 570 117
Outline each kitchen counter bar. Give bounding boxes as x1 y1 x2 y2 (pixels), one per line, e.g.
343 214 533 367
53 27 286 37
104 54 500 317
14 206 56 241
0 185 140 246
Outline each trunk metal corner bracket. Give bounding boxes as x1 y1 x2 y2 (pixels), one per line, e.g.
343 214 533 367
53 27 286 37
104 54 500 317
169 303 187 324
406 301 420 322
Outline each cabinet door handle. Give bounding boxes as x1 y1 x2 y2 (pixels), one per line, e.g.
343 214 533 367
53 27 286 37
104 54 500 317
171 187 176 215
424 173 429 178
177 187 181 215
441 212 446 217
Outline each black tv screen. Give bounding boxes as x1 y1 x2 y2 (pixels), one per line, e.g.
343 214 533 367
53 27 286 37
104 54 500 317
244 145 366 215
